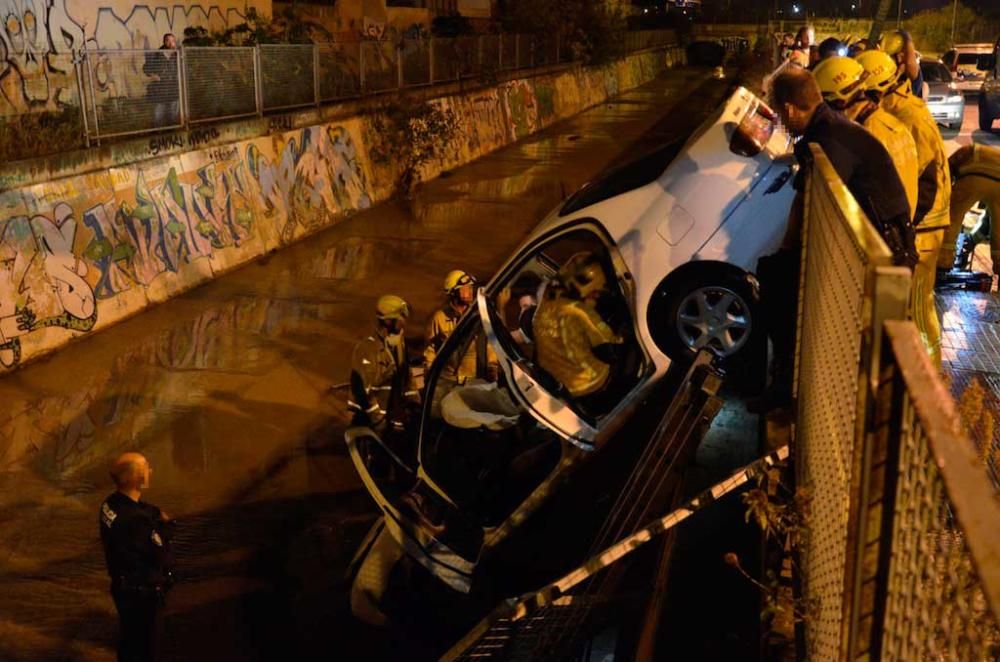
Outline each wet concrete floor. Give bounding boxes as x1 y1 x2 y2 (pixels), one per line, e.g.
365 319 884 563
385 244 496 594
0 67 733 661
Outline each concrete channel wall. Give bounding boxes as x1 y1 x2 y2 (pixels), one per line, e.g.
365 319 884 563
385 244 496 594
0 45 686 374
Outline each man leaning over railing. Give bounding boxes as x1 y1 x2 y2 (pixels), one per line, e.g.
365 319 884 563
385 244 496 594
143 33 180 127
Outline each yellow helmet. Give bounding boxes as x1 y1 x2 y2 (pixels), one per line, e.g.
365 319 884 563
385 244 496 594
443 270 476 295
559 252 608 300
813 56 868 106
375 294 410 321
856 49 903 95
879 30 907 57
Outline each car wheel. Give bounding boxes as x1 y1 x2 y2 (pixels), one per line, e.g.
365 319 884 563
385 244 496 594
653 270 760 362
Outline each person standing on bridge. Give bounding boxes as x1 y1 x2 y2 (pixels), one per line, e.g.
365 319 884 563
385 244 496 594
859 48 951 367
754 68 916 411
143 34 180 127
99 452 175 662
349 295 419 434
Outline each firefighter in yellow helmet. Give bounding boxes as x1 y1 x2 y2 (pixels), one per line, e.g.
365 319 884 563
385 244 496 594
859 48 951 367
423 270 497 383
349 295 418 431
533 253 624 401
813 56 919 219
880 29 924 98
939 144 1000 273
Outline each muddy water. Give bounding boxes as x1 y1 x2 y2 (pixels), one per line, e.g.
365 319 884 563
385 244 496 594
0 68 730 661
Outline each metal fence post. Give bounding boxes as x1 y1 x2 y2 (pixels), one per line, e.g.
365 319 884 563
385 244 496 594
515 34 521 69
253 46 263 116
84 48 102 144
314 44 321 107
530 35 535 68
178 47 189 129
73 50 90 148
477 35 483 74
429 37 435 83
556 33 560 63
499 33 504 69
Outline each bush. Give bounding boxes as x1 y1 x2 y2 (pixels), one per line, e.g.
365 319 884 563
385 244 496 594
0 107 84 163
499 0 628 65
903 2 1000 54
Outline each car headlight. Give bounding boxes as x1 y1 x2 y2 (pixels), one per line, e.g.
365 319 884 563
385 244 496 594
946 94 963 103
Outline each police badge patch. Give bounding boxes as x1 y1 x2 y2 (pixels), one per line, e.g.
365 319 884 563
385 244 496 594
101 502 117 528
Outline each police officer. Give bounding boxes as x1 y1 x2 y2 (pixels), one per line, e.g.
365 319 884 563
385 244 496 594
423 270 497 383
859 48 951 366
348 294 418 432
939 144 1000 273
99 452 174 662
757 68 916 410
812 56 919 219
533 253 624 407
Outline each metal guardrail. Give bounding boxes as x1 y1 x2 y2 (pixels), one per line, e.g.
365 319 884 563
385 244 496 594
68 30 677 145
793 144 1000 659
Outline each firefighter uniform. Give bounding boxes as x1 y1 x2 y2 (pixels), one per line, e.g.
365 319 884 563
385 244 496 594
349 295 417 430
940 144 1000 271
849 103 919 219
423 303 498 384
882 89 951 367
99 491 174 662
533 295 621 397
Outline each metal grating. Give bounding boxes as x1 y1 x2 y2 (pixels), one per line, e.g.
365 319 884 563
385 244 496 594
84 49 182 138
183 47 257 123
878 322 1000 661
259 44 316 111
794 146 895 659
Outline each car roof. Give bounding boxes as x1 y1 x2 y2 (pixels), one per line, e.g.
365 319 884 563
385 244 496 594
952 43 993 52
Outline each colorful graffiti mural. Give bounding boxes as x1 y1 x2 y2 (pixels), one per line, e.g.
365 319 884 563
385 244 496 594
0 120 373 370
0 1 266 114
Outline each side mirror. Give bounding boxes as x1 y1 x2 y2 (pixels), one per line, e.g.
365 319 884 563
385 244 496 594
977 54 996 71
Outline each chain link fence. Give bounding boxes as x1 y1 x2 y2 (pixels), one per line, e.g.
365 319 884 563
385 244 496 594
65 30 680 145
793 145 1000 659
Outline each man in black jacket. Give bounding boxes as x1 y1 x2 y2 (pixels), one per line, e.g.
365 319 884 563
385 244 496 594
99 452 175 662
754 68 916 411
143 34 180 127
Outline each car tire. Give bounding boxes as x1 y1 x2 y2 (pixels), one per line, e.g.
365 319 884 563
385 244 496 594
650 268 762 364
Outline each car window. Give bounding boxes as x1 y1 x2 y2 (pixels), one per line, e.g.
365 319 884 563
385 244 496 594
921 61 951 82
957 53 981 66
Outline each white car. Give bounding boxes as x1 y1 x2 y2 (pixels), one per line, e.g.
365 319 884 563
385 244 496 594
346 86 796 603
942 43 994 95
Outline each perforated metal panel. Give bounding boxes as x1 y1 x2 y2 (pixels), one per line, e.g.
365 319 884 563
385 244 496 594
794 147 893 659
183 47 257 123
259 44 315 111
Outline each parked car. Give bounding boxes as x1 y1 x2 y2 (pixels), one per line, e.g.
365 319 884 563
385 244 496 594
345 86 796 610
979 37 1000 131
920 59 965 130
942 43 994 95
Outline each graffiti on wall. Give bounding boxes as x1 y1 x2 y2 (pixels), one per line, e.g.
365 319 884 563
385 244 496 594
0 2 262 114
0 121 372 370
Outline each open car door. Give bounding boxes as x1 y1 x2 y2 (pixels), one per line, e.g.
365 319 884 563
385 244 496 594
476 290 600 450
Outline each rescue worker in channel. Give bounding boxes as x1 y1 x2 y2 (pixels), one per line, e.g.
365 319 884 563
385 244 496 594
939 144 1000 273
533 252 624 410
349 295 419 432
424 270 497 383
99 452 174 662
812 56 919 218
859 48 951 366
756 68 916 410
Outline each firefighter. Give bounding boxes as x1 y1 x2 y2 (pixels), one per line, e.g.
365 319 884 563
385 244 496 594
859 48 951 366
939 144 1000 273
349 295 418 432
880 29 924 98
812 56 919 218
423 270 497 383
533 253 624 402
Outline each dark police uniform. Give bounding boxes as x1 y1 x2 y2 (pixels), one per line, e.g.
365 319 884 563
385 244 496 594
757 102 917 407
99 492 175 662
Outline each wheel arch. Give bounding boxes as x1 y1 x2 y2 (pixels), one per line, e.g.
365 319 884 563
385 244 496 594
645 259 759 355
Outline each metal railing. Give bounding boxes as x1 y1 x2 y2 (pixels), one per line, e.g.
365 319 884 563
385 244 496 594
69 30 678 145
792 144 1000 659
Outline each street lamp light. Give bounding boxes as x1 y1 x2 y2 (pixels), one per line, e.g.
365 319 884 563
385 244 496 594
792 4 800 14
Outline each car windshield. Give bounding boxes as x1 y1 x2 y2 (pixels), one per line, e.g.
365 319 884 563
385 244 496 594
957 52 986 67
921 61 951 82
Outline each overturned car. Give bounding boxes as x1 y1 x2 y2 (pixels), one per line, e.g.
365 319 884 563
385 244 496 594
345 86 796 631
